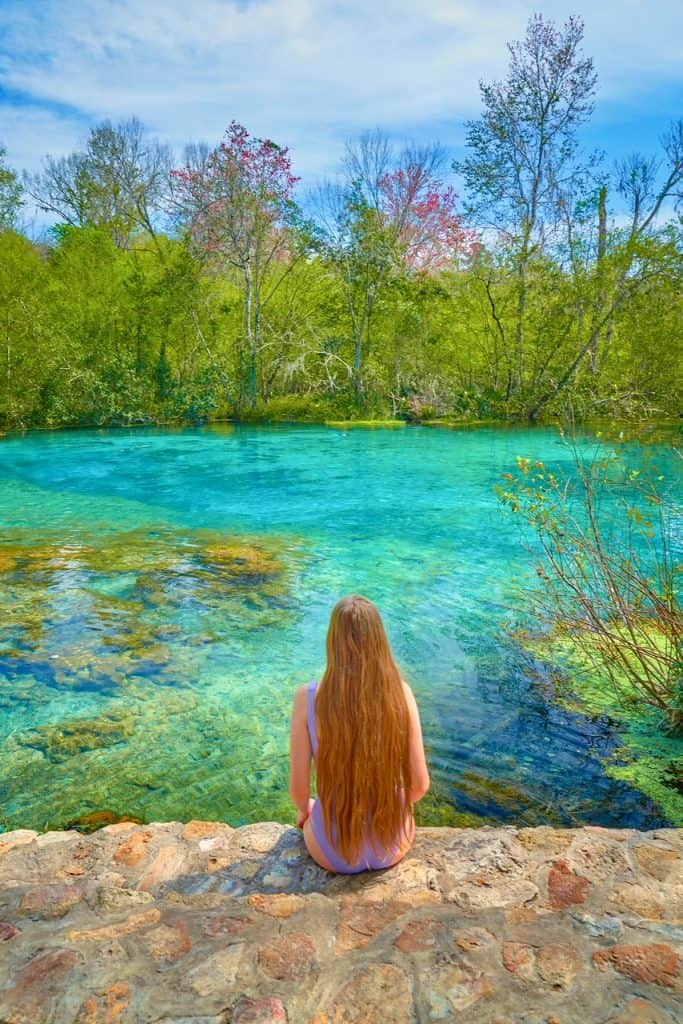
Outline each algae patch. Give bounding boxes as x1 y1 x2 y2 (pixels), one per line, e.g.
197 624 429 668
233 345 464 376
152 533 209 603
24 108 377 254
324 420 406 430
0 524 304 684
17 709 136 762
0 522 308 832
520 629 683 825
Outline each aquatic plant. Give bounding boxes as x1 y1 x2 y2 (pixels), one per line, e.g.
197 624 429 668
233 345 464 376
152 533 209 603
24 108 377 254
519 632 683 825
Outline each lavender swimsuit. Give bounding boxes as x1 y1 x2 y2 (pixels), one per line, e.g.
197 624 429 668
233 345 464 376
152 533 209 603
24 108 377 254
306 680 407 874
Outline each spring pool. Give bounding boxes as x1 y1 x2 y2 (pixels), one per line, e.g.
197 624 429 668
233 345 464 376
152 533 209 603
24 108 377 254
0 423 676 832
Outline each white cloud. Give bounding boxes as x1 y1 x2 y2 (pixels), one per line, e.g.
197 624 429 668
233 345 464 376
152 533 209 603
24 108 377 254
0 0 681 186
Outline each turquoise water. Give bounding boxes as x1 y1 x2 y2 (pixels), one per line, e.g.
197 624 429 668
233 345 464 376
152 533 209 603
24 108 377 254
0 424 678 832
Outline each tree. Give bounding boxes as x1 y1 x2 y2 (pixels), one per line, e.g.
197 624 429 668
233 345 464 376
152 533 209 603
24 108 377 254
525 122 683 419
0 145 23 229
26 118 171 251
0 231 46 426
456 14 597 399
171 121 304 407
317 131 474 402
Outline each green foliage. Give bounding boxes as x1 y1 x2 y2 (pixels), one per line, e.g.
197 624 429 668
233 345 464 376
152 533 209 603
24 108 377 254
2 26 682 430
0 146 23 229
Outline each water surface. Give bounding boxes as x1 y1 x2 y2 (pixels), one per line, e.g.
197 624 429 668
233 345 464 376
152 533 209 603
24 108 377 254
0 424 676 832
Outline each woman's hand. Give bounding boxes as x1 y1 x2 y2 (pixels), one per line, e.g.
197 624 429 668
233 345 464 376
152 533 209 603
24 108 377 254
297 798 314 828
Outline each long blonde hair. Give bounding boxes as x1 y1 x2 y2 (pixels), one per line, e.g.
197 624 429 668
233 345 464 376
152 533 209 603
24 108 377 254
315 595 412 863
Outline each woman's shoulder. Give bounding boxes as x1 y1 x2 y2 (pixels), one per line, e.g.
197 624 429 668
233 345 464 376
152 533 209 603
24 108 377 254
401 680 420 713
294 680 317 703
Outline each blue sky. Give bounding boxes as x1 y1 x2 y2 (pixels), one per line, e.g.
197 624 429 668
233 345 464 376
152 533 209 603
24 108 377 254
1 0 682 214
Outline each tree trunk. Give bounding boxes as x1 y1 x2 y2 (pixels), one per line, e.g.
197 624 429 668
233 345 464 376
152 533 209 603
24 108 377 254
353 330 363 404
514 258 527 394
244 263 257 408
589 185 608 375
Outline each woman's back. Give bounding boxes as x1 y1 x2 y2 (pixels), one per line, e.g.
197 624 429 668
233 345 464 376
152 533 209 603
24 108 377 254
289 595 430 874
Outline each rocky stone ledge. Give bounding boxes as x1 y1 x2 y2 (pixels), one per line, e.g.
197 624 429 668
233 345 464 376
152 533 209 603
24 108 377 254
0 822 681 1023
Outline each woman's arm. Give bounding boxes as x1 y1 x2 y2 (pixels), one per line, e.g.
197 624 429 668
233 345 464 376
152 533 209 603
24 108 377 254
403 682 430 804
289 684 314 826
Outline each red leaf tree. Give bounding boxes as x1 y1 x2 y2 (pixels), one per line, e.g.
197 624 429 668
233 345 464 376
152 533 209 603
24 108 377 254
379 168 478 272
316 133 478 400
172 122 301 406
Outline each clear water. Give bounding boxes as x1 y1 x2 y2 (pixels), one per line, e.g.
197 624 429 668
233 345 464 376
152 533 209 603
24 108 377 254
0 424 677 833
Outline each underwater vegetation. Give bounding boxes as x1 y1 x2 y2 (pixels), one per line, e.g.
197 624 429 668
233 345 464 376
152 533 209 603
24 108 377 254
519 629 683 826
0 523 297 661
0 523 305 832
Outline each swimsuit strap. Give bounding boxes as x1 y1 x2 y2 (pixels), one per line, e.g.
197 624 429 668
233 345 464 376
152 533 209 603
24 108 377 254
307 679 319 756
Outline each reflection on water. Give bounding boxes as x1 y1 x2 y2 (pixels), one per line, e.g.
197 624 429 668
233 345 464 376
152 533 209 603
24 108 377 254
0 424 677 832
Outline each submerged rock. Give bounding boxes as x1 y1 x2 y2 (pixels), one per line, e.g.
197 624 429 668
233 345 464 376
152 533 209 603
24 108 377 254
65 810 144 833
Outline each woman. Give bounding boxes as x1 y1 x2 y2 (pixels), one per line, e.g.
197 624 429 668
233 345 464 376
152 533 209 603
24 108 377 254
289 594 430 873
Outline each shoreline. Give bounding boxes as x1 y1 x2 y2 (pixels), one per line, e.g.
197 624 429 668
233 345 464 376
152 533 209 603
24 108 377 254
1 415 680 441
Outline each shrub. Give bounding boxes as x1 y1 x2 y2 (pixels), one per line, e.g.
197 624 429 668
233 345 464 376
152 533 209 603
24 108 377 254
497 434 682 733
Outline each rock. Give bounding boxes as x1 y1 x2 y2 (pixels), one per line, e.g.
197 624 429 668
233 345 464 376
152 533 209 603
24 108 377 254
143 920 192 962
139 845 188 891
422 961 493 1018
185 945 245 996
593 944 681 989
602 997 675 1023
66 810 143 833
260 867 295 889
113 829 154 867
257 931 317 980
233 822 287 854
515 828 573 854
547 859 590 909
247 893 305 918
231 997 288 1023
99 822 140 836
570 911 624 939
95 885 155 911
394 917 443 953
338 898 409 951
0 823 681 1023
312 964 414 1024
502 941 536 979
454 876 538 909
569 838 630 880
34 829 81 847
67 907 161 942
206 855 232 873
183 820 233 842
634 844 681 883
453 927 496 953
536 942 582 991
609 884 664 920
203 912 257 938
74 982 133 1023
0 948 82 1023
0 830 38 856
18 881 86 919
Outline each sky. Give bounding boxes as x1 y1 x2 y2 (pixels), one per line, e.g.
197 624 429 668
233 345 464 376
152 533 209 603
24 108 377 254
1 0 682 221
